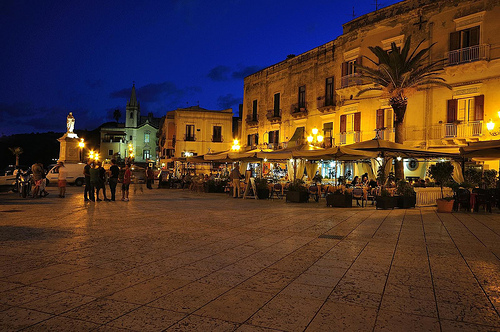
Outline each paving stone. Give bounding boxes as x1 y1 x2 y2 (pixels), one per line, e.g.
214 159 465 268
1 186 500 330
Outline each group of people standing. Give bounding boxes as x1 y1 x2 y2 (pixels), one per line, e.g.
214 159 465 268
83 159 131 202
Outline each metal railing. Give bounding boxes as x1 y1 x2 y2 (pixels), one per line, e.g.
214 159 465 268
338 131 361 145
245 114 258 125
266 109 282 121
446 44 490 66
183 134 196 141
211 135 223 143
340 73 363 88
290 103 308 116
444 121 483 138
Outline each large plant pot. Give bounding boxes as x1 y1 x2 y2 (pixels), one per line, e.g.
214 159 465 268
326 193 352 207
396 195 416 209
286 191 309 203
257 188 270 199
376 196 396 210
436 198 454 213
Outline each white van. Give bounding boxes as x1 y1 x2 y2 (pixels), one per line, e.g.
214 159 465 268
47 163 86 186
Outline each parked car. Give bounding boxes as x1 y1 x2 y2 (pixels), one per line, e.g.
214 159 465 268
0 165 27 188
46 163 86 186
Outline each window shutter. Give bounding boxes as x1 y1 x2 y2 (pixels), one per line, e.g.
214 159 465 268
449 31 461 51
474 95 484 121
247 135 251 146
355 57 362 73
376 109 385 129
341 62 348 77
447 99 458 123
354 112 361 132
255 134 259 145
275 130 279 143
470 26 480 46
340 115 346 133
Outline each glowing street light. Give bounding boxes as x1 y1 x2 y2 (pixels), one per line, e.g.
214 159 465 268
78 138 85 162
231 139 240 151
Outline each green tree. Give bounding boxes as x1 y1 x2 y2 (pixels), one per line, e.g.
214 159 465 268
356 37 451 180
8 147 23 166
113 109 122 122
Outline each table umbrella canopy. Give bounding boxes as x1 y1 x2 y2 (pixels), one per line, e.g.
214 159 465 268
256 144 321 161
203 149 260 162
292 146 377 160
460 139 500 160
346 138 460 159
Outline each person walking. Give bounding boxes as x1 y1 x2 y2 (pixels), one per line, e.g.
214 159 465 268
89 162 99 201
122 164 131 201
31 161 44 198
230 164 242 198
108 159 119 201
83 159 92 201
57 161 67 198
146 166 154 189
97 161 110 201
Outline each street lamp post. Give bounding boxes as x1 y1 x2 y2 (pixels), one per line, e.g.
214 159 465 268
78 138 85 162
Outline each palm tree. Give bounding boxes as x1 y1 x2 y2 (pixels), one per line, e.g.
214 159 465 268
9 147 23 167
355 36 451 179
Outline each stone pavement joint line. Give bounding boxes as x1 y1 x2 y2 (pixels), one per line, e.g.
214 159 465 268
0 186 499 331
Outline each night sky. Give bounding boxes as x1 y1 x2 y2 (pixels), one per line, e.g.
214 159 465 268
0 0 400 136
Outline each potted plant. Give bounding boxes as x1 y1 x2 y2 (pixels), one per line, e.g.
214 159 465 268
396 179 416 208
326 187 352 208
376 188 396 210
286 179 309 203
428 161 455 213
254 178 270 199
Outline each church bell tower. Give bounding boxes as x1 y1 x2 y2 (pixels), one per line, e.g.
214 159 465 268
125 83 140 128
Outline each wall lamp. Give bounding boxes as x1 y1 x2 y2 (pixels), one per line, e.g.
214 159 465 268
487 111 500 136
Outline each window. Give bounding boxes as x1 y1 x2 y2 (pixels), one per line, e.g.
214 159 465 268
323 122 333 148
449 26 481 64
325 77 334 106
252 100 258 121
446 96 484 137
130 111 134 119
144 133 150 143
143 150 150 160
185 125 195 141
298 86 306 109
129 135 132 140
247 134 258 147
340 113 361 143
268 130 279 144
212 126 222 142
108 150 113 156
341 58 362 87
273 93 280 117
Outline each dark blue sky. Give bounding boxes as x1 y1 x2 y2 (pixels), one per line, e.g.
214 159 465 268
0 0 400 136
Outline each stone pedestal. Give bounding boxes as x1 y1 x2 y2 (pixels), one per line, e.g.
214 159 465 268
58 133 81 163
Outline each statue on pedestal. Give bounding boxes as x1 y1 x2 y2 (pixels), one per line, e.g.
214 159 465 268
67 112 75 133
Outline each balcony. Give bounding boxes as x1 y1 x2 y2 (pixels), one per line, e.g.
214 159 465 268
290 103 308 118
446 44 490 66
212 135 223 143
266 109 281 122
444 121 483 138
183 134 196 142
338 131 361 145
317 97 336 113
340 73 363 88
246 114 258 127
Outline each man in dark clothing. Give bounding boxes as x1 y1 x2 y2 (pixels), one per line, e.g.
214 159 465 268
146 166 154 189
97 161 109 201
108 159 119 201
89 163 100 201
83 160 93 201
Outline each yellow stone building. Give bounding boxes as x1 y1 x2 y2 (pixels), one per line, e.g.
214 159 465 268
242 0 500 172
158 106 235 163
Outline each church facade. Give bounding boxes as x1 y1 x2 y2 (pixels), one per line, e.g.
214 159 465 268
242 0 500 169
100 84 161 163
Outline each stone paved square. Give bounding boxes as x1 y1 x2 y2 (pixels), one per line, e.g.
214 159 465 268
1 186 499 331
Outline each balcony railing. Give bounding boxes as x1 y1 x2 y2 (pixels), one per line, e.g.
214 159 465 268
446 44 490 66
317 97 336 111
444 121 483 138
183 134 196 141
212 135 223 143
340 73 363 88
246 114 258 126
338 131 361 145
290 103 308 117
266 109 282 122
